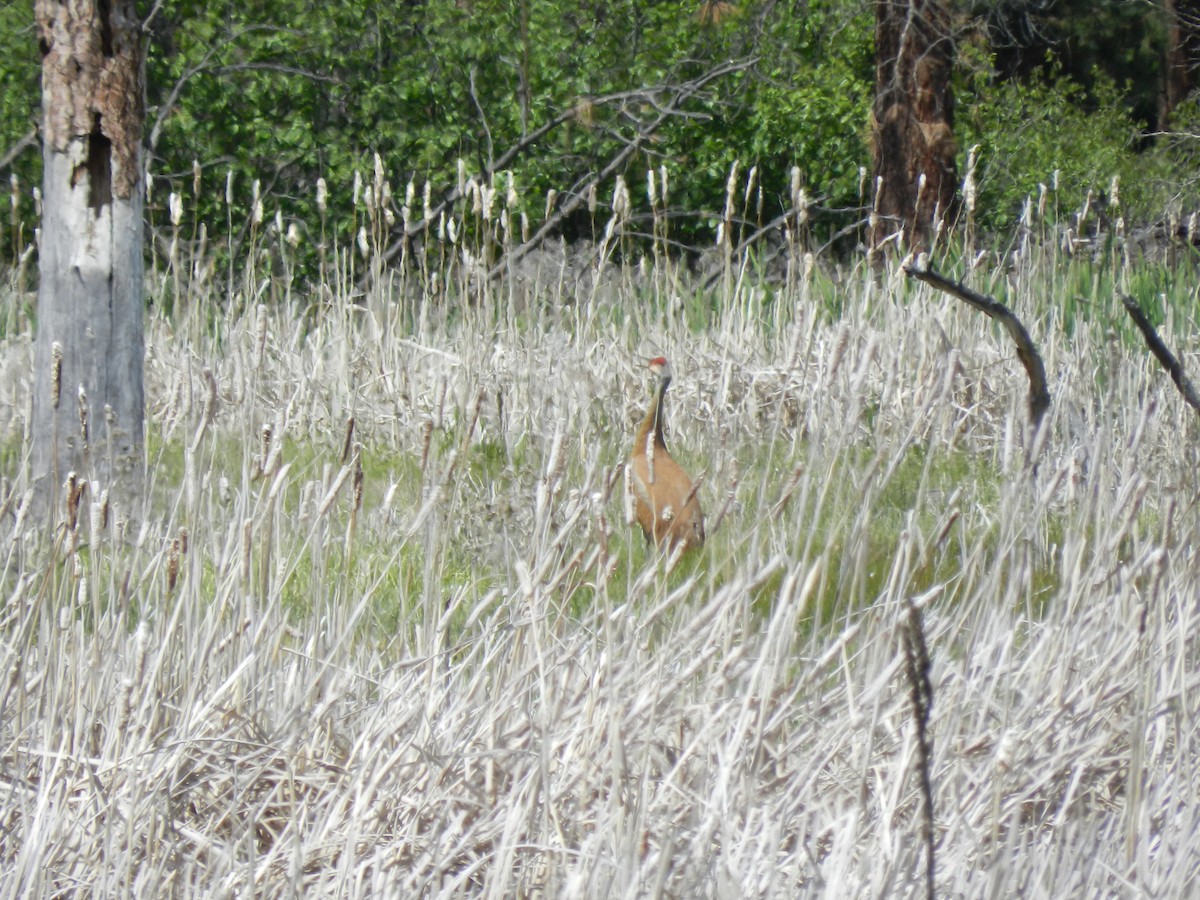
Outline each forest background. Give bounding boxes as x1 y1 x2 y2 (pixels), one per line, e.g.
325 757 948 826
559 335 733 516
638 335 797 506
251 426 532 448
2 0 1200 269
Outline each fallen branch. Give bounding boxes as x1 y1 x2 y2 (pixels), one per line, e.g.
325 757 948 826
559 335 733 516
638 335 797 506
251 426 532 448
1121 294 1200 418
905 263 1051 431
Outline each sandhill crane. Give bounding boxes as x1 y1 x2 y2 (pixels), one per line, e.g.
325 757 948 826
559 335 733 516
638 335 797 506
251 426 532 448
629 357 705 553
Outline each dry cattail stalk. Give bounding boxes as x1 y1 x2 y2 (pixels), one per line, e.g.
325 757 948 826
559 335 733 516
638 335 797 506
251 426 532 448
743 165 758 208
259 423 273 469
341 416 356 465
241 518 253 587
190 368 219 455
622 464 636 526
902 596 936 900
722 160 739 232
51 342 63 409
318 461 356 519
252 179 263 225
963 145 979 216
88 492 102 544
482 182 495 222
419 419 434 482
352 449 364 513
166 538 180 593
77 385 89 450
63 471 86 534
254 303 268 369
215 617 252 656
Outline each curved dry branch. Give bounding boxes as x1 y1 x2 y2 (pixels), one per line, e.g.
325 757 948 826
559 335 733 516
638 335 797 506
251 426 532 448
491 58 756 279
905 263 1051 431
363 58 756 283
147 26 328 154
1121 294 1200 418
0 129 38 172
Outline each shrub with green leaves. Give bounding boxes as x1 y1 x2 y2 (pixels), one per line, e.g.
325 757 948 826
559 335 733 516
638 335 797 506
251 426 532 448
1 0 1197 275
957 51 1150 232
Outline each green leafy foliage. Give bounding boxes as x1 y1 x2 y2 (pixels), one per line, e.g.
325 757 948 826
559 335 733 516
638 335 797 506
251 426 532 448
0 4 39 263
0 1 1197 272
957 47 1151 231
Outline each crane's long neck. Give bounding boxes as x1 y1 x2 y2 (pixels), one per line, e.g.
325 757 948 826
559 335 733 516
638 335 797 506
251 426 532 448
637 375 670 450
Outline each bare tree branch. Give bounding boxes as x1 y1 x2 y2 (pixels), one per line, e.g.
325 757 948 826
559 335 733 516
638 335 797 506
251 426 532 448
1121 294 1200 418
468 66 495 171
148 42 225 154
492 57 757 278
140 0 167 32
0 129 38 172
365 57 755 282
147 27 334 154
906 263 1051 431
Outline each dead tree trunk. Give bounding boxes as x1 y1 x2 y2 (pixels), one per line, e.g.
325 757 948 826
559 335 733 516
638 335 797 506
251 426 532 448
870 0 959 253
1161 0 1200 129
33 0 145 510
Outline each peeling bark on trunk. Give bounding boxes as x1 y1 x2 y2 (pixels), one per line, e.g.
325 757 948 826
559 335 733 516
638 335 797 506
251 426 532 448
870 0 958 254
33 0 145 510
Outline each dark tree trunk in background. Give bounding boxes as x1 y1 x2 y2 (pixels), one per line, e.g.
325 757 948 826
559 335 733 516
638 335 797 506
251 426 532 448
33 0 145 509
870 0 959 253
1161 0 1200 129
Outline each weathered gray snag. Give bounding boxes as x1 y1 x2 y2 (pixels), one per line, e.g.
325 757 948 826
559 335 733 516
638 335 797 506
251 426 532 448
33 0 145 508
905 264 1051 431
1121 295 1200 418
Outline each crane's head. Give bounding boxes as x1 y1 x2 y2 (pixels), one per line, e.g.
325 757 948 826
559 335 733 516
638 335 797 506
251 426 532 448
648 356 672 382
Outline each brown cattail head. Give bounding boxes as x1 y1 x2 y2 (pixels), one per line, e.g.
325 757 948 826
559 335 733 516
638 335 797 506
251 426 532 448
64 472 86 533
167 538 180 593
352 450 364 512
341 416 356 465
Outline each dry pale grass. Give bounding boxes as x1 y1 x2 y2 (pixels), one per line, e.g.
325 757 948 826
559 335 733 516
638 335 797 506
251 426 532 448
0 178 1199 898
